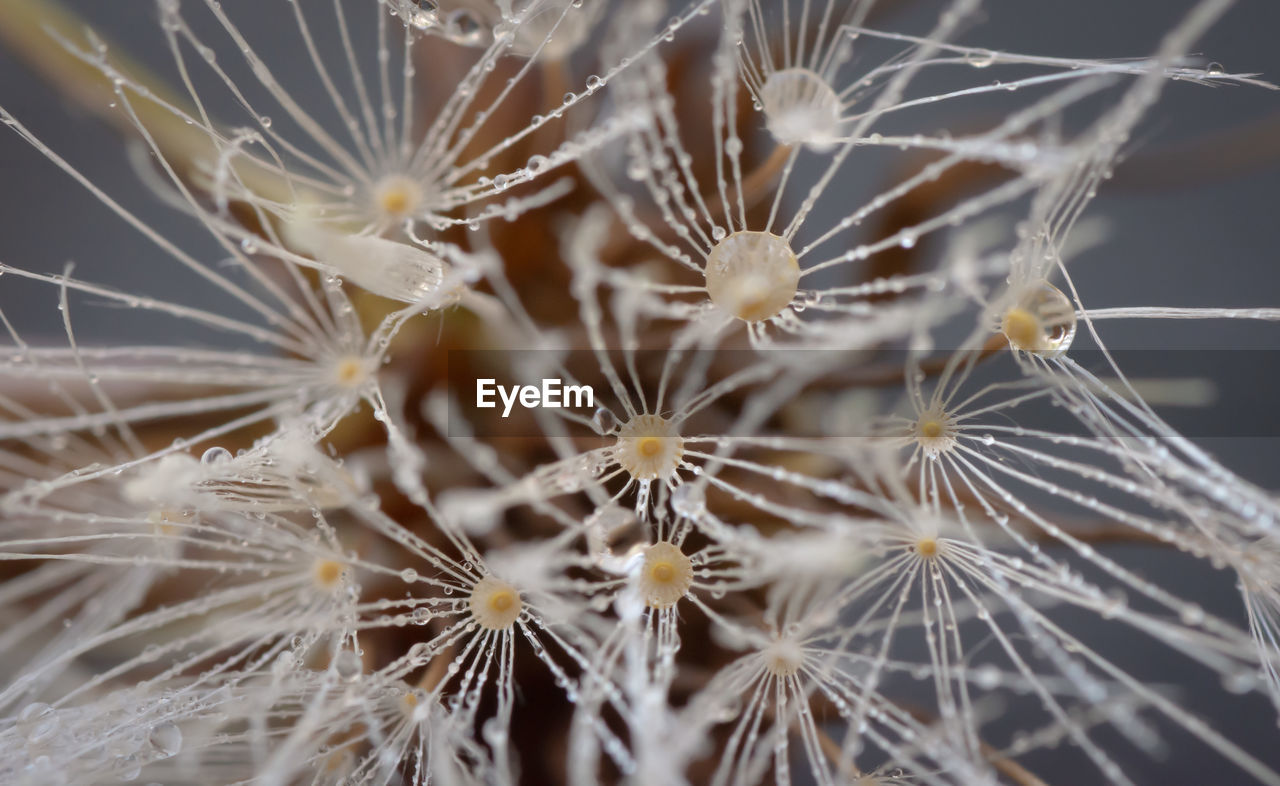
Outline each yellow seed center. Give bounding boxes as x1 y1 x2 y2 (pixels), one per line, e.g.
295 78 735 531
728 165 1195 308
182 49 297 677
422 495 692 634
916 538 939 558
373 175 423 220
651 562 675 583
488 590 515 612
314 559 344 587
334 356 366 388
920 420 943 439
469 576 523 630
380 188 412 216
637 437 663 458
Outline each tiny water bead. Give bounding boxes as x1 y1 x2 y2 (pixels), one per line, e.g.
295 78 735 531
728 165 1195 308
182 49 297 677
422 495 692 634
759 68 843 151
704 231 800 323
468 576 523 630
639 542 693 609
614 414 684 480
1000 282 1077 355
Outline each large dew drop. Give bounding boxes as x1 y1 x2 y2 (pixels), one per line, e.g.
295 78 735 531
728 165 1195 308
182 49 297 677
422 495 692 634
1001 282 1077 355
759 68 843 151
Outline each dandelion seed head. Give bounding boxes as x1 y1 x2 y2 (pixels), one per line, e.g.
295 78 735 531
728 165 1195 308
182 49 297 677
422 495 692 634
704 231 799 322
913 406 958 458
468 576 523 630
639 541 693 609
615 414 683 481
331 354 377 390
761 638 805 678
401 688 430 722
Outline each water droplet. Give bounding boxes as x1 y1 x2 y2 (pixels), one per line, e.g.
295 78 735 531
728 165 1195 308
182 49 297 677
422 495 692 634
332 649 362 681
148 722 182 758
671 484 704 517
409 0 439 30
1000 282 1077 356
591 407 618 435
965 48 996 68
200 446 233 466
446 9 485 46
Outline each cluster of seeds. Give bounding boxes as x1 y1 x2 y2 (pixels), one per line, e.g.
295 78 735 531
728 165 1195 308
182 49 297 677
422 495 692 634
0 1 1277 785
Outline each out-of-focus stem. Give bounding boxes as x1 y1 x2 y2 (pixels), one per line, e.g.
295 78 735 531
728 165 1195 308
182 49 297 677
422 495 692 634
0 0 289 201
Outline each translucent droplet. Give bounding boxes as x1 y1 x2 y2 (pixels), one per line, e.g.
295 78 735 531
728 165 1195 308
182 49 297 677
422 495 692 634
1206 61 1225 76
148 722 182 758
671 483 705 517
591 406 618 435
400 567 419 582
332 649 362 681
964 48 996 68
973 664 1001 689
200 446 233 466
446 9 485 46
410 0 439 30
1000 282 1076 356
759 68 842 151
